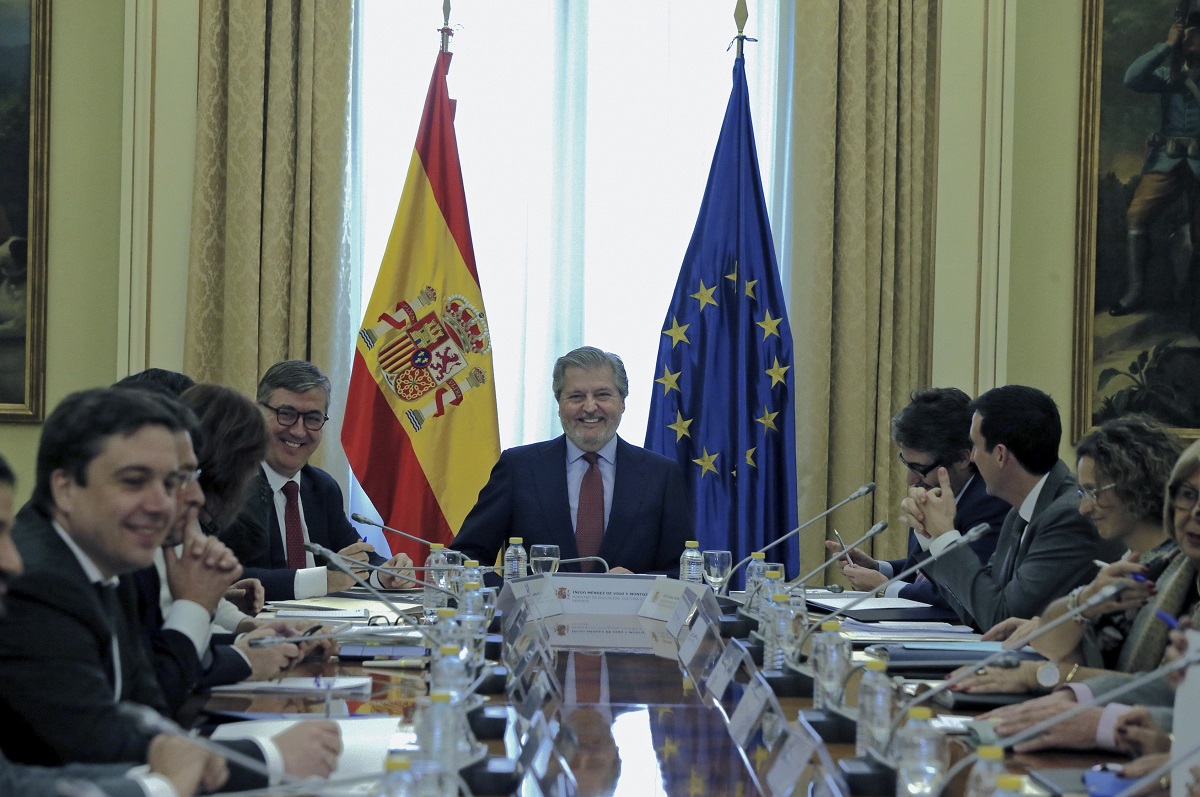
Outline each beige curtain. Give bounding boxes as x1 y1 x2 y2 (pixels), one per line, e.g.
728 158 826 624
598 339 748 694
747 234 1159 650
186 0 356 475
781 1 939 579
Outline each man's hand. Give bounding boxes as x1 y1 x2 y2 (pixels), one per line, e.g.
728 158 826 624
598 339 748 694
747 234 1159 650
273 720 343 779
165 522 243 614
1169 21 1185 48
325 541 375 593
224 577 265 616
947 661 1037 695
823 539 877 569
378 552 417 590
609 566 634 575
841 563 887 591
147 734 229 796
978 691 1098 752
899 467 958 538
235 627 302 681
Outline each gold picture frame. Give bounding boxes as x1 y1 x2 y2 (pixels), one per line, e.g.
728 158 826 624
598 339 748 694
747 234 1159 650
1074 0 1200 440
0 0 48 422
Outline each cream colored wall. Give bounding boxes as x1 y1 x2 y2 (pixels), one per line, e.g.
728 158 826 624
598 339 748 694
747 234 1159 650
933 0 1086 459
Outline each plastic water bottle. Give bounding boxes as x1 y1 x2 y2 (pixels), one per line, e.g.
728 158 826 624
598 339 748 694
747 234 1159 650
423 544 449 622
762 593 795 670
461 559 484 588
375 752 419 797
743 552 767 612
752 568 784 620
811 620 851 710
679 540 703 583
455 581 488 669
855 659 893 757
430 607 463 652
503 537 528 580
416 691 459 769
442 550 464 597
430 644 470 700
894 706 947 797
965 746 1006 797
991 774 1024 797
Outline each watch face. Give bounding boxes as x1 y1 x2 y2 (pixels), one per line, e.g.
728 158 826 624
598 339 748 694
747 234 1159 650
1036 662 1060 688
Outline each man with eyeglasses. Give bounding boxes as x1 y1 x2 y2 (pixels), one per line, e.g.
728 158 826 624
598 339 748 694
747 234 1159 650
900 385 1126 630
224 360 414 600
825 388 1010 611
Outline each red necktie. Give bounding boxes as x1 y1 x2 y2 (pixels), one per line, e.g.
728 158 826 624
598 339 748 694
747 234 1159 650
576 452 604 572
282 481 306 569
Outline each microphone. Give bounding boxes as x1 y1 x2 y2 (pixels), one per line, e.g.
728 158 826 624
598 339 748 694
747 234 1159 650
787 520 888 590
929 644 1200 796
302 541 457 600
301 541 435 640
793 523 991 656
117 702 289 786
556 556 610 572
727 482 876 584
350 513 434 549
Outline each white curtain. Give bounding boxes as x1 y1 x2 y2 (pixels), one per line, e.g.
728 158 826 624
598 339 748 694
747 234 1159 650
355 0 782 453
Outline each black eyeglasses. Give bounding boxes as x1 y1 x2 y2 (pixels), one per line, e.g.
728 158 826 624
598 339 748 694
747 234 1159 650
897 451 942 478
1170 483 1200 513
260 402 329 431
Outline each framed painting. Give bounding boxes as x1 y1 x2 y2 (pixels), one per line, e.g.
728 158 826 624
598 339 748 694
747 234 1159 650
1074 0 1200 439
0 0 46 422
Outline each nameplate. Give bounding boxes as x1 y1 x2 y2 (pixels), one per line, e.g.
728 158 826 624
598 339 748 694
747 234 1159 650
766 728 819 797
638 578 701 621
707 643 748 703
665 588 700 637
540 613 656 650
1173 629 1200 797
728 676 770 748
677 618 710 667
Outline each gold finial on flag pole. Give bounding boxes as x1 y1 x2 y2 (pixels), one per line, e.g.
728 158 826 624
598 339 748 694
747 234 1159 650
440 0 453 52
733 0 748 58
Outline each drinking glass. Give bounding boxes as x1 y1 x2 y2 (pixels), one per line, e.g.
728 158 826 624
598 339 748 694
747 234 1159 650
530 544 561 574
702 550 733 592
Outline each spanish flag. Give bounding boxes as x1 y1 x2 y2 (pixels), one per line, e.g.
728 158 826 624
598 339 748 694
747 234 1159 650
342 51 500 565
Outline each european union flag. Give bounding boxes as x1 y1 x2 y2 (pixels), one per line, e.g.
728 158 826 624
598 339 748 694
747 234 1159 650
644 56 798 581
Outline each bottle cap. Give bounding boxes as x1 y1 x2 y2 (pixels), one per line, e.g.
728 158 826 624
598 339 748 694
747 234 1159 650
509 537 523 544
995 775 1024 791
685 540 699 548
436 608 456 619
765 569 782 578
770 593 788 602
864 659 887 672
751 551 765 560
907 706 932 720
439 644 460 656
465 560 479 567
384 753 412 772
820 620 840 632
464 582 481 590
429 542 445 550
429 691 451 703
977 745 1004 761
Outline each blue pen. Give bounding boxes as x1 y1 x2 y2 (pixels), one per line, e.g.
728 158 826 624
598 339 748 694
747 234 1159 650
1130 573 1149 583
1156 609 1179 629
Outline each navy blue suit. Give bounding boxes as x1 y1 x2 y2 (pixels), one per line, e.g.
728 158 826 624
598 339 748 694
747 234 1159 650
450 435 692 581
884 475 1009 609
224 464 384 601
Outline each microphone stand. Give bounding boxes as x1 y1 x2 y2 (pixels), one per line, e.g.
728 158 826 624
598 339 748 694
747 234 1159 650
305 542 458 600
787 520 888 590
555 556 610 572
726 482 876 587
350 513 435 549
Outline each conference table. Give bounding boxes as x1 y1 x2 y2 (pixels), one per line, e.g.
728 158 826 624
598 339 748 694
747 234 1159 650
196 584 1114 796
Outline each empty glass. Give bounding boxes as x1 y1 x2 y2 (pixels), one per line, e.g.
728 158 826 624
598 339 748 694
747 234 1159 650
530 544 561 574
702 550 733 592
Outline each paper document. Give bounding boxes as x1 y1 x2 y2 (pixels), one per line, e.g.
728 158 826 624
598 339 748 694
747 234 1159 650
807 596 929 612
208 676 372 695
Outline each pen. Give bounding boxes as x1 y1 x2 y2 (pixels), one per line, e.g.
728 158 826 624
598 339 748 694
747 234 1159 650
1156 609 1179 629
1093 560 1110 569
833 529 847 555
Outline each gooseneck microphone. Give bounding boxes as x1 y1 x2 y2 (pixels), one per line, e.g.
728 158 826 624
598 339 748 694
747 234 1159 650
788 520 888 589
304 541 458 600
792 523 991 656
727 482 876 583
350 513 434 549
302 541 435 640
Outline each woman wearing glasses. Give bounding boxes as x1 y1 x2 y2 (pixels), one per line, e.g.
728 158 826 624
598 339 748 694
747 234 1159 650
953 415 1182 693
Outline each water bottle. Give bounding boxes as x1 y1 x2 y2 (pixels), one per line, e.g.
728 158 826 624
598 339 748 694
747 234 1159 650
455 582 488 669
965 746 1006 797
679 540 703 583
442 550 464 597
461 559 484 587
811 620 851 710
752 567 784 620
894 706 947 797
416 691 459 769
374 752 418 797
503 537 528 580
743 552 767 612
991 775 1024 797
430 644 470 701
423 544 449 622
430 607 463 652
855 659 893 757
762 593 795 670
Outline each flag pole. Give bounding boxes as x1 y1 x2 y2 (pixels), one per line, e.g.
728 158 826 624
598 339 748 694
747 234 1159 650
733 0 748 58
440 0 453 52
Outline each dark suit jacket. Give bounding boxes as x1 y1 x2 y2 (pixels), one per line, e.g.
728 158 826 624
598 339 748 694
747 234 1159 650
922 460 1128 630
0 503 266 791
884 474 1009 608
224 464 384 600
0 753 145 797
450 435 692 582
